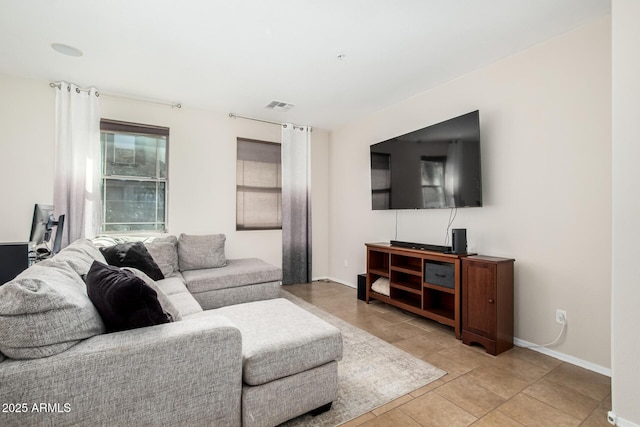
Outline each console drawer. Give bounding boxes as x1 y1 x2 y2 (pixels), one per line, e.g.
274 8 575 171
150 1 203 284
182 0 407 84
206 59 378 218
424 262 455 289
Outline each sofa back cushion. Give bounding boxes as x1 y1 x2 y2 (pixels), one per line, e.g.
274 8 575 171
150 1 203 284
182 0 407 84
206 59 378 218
178 233 227 271
0 260 105 359
144 235 179 277
86 261 172 332
51 239 107 276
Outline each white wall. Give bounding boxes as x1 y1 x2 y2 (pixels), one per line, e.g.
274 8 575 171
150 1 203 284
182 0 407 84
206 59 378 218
611 0 640 424
328 17 612 370
0 74 55 241
0 74 330 277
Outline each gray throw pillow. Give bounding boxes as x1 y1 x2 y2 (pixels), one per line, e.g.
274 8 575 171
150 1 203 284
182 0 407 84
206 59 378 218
178 233 227 271
0 260 105 359
145 235 179 277
122 267 182 321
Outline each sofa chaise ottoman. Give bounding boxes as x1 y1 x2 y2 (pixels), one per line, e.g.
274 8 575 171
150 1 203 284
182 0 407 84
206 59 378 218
203 298 342 427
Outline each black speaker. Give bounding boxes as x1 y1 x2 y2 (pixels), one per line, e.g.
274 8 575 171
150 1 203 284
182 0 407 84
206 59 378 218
452 229 467 255
357 274 367 301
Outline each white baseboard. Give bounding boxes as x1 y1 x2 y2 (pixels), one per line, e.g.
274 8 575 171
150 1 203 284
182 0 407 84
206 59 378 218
615 415 640 427
609 411 640 427
513 337 611 377
326 276 355 288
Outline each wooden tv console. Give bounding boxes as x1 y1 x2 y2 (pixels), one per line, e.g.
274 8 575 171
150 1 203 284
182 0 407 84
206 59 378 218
365 242 467 339
365 242 515 354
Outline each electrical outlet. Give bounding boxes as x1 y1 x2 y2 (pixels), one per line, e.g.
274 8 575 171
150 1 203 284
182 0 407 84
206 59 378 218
343 259 348 268
556 309 567 325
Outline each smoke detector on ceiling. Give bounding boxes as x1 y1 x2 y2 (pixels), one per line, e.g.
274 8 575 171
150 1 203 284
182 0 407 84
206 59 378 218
265 100 294 112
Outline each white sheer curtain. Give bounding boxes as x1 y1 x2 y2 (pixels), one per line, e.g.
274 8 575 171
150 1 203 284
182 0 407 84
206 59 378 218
281 123 312 285
53 82 101 248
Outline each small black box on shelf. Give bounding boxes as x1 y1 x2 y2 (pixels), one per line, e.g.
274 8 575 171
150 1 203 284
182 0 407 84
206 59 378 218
357 274 367 301
424 261 455 289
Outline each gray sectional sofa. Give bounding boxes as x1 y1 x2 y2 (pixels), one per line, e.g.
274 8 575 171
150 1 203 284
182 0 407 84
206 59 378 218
0 237 343 427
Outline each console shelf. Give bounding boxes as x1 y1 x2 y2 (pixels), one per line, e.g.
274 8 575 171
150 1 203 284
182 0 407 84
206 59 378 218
423 282 455 294
366 242 466 339
369 267 389 277
391 281 422 295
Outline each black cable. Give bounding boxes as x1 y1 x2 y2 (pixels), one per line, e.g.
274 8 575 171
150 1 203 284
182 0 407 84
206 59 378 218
444 207 457 246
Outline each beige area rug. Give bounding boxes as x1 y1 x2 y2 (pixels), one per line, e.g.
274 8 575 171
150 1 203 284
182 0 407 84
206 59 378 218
281 291 446 426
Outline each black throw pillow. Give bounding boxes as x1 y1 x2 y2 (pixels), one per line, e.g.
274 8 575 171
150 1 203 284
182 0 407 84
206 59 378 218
86 261 171 333
100 242 164 281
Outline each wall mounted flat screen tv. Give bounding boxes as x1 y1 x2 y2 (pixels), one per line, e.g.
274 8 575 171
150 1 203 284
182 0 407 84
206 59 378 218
370 110 482 210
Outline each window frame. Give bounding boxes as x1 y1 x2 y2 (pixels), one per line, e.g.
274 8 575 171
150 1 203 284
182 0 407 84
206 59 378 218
99 119 169 234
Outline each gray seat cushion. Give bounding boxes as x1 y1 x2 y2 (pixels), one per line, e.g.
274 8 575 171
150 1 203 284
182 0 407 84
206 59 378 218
167 292 203 317
182 258 282 294
213 298 342 386
155 275 203 317
155 274 188 296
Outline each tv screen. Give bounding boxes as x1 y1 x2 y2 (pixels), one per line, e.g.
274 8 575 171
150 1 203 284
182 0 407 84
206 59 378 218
370 110 483 210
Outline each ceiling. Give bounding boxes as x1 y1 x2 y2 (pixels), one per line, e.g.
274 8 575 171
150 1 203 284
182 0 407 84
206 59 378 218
0 0 610 130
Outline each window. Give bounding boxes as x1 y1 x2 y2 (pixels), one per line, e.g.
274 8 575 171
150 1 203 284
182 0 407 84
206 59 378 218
236 138 281 230
100 120 168 232
421 157 446 208
371 152 391 209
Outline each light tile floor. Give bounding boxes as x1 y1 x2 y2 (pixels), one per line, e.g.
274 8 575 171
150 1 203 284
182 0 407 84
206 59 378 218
285 281 611 427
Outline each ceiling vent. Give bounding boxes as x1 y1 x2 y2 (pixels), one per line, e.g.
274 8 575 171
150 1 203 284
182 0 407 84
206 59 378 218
265 100 294 112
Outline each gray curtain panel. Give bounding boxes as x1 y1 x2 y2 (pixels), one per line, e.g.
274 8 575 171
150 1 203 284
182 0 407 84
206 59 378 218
281 124 312 285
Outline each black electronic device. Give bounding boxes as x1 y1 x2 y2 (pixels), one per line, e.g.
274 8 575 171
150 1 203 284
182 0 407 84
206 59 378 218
390 240 451 253
0 243 31 285
357 274 366 301
370 110 483 210
451 228 467 255
29 204 55 245
52 214 65 254
28 204 65 254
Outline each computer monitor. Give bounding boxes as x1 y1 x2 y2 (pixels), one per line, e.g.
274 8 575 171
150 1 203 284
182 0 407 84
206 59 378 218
52 214 65 254
29 204 55 245
29 204 65 254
